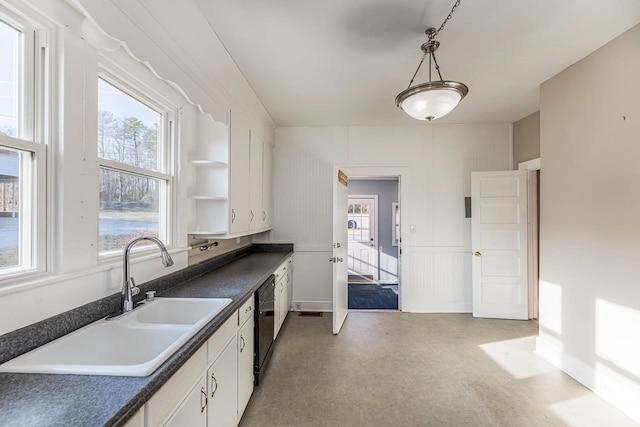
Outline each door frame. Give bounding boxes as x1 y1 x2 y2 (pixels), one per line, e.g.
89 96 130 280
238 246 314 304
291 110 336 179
347 194 379 280
519 158 541 320
334 166 408 312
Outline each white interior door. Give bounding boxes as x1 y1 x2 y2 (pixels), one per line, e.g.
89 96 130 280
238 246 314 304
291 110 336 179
332 169 349 334
471 171 528 320
347 196 378 280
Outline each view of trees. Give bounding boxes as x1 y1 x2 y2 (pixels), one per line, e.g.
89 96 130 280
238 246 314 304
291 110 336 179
98 110 160 211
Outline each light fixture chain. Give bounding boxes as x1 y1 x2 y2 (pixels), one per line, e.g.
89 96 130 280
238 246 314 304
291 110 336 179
431 52 444 82
430 0 461 39
407 52 428 89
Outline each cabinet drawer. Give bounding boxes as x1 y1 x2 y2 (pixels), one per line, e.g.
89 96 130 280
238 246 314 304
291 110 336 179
147 345 206 426
238 296 254 327
274 258 289 281
207 311 239 366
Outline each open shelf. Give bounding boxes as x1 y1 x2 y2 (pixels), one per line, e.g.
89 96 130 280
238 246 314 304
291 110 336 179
188 159 228 167
188 195 228 201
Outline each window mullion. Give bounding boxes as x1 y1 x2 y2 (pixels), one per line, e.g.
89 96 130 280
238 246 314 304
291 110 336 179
98 158 171 182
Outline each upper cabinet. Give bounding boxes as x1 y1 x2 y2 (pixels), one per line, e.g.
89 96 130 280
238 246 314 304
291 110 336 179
188 109 273 238
262 142 273 229
229 113 251 234
249 137 263 231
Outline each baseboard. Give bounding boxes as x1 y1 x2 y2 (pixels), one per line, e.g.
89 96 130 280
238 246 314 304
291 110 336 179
536 336 640 423
291 299 332 312
403 301 472 313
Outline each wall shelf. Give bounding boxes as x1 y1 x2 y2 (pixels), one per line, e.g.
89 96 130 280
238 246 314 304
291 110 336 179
188 159 228 167
188 195 228 201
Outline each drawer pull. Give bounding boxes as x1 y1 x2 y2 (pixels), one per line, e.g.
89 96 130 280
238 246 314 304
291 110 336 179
211 373 218 397
200 387 207 413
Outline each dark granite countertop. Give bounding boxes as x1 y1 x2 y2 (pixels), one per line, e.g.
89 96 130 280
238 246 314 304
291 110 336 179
0 246 292 427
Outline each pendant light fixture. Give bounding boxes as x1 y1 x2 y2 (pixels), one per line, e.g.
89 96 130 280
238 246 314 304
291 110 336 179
395 0 468 121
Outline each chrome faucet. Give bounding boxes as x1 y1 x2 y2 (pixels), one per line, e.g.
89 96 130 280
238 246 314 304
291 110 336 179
119 235 174 315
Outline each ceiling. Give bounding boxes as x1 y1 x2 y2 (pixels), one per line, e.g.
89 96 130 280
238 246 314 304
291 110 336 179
194 0 640 127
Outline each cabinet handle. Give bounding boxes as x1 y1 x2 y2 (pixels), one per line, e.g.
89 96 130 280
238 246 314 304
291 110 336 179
231 209 236 223
250 210 254 222
240 335 245 352
286 274 289 283
263 211 266 221
200 387 207 413
245 305 252 313
211 373 218 397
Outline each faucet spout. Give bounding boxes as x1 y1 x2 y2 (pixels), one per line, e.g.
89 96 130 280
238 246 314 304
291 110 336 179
119 235 173 315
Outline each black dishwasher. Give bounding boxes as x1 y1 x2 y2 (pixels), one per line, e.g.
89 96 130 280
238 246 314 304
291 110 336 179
254 275 275 385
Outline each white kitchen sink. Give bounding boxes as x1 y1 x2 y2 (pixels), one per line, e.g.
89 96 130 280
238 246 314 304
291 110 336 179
0 297 232 377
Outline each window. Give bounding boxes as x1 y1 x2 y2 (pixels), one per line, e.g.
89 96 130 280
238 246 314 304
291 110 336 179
0 9 46 279
97 75 173 254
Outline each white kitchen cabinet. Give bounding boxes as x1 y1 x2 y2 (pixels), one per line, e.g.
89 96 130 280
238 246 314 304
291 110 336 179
237 313 254 419
249 137 263 231
147 296 256 427
207 337 238 427
187 108 231 236
273 256 293 339
187 108 273 238
146 346 207 426
261 142 273 229
229 112 251 234
273 276 282 339
164 376 207 427
286 256 293 310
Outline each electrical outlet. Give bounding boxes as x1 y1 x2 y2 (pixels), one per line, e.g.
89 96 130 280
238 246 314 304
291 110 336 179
236 237 241 244
379 246 383 252
295 302 302 311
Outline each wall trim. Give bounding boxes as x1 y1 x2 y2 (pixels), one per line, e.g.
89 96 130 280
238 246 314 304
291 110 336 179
536 335 640 424
518 157 541 170
406 302 472 313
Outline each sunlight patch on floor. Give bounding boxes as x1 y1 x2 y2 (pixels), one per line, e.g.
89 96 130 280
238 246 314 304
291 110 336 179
478 335 556 379
548 394 638 427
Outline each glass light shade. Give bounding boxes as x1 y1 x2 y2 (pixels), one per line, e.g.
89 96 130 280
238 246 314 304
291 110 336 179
396 81 468 121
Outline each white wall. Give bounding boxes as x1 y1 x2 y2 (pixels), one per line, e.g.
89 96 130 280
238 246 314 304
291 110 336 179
0 0 275 335
537 24 640 422
273 124 512 312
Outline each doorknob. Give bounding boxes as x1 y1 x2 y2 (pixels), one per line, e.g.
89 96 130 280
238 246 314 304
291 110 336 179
474 251 482 257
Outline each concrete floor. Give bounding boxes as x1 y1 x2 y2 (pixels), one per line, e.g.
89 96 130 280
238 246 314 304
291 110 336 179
240 312 638 427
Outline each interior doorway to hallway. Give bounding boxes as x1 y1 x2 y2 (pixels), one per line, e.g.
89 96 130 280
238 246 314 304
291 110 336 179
347 177 399 310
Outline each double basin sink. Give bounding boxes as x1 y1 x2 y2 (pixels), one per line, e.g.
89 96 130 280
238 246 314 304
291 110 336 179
0 298 232 377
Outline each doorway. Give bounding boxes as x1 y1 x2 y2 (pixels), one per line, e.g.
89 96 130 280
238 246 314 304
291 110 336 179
347 178 399 310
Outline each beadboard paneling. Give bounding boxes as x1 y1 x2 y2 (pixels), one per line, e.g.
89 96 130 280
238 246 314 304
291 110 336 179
273 124 511 313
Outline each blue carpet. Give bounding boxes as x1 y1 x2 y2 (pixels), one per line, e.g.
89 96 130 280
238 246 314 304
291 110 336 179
348 283 398 310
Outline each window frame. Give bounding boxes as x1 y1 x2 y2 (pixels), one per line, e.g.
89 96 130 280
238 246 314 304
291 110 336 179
0 4 49 282
96 61 177 259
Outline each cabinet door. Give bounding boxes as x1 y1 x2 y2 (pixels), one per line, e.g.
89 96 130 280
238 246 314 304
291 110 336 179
287 257 294 309
249 138 263 231
237 317 254 419
229 112 250 234
207 338 238 427
164 376 207 427
273 280 281 339
262 142 273 228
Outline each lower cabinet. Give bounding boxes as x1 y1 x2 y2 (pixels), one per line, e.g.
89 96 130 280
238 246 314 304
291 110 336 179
237 313 254 419
164 376 207 427
207 337 238 427
145 296 255 427
274 255 293 339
